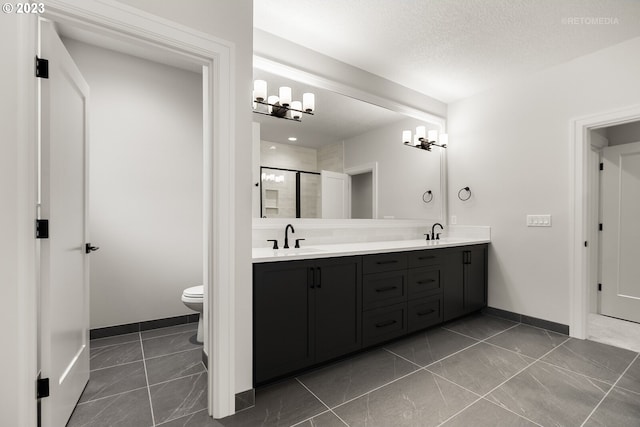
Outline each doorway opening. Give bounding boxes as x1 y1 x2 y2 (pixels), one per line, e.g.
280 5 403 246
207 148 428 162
345 162 378 219
586 122 640 353
35 2 237 422
570 105 640 350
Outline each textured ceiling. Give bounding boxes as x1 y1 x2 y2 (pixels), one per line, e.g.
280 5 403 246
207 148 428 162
254 0 640 102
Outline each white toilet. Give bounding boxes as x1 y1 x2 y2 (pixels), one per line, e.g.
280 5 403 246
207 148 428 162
181 285 204 343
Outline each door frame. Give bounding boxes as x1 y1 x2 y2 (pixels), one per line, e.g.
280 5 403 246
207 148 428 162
24 0 237 420
345 162 378 219
570 104 640 339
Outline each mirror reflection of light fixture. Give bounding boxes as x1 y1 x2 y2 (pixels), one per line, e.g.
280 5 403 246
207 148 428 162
253 79 315 122
402 126 448 151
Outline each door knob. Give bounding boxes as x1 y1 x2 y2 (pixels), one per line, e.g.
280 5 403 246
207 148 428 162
85 243 100 254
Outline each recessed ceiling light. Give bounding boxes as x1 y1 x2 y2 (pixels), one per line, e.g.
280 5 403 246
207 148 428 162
269 145 276 150
288 137 297 142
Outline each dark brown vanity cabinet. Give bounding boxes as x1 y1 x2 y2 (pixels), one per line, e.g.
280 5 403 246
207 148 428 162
253 256 362 385
443 245 488 321
253 244 487 385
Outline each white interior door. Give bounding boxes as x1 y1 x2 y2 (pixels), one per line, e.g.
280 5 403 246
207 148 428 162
39 20 91 426
601 140 640 323
321 170 349 218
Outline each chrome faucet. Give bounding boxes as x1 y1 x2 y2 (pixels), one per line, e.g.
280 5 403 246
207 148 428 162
284 224 295 249
431 223 443 240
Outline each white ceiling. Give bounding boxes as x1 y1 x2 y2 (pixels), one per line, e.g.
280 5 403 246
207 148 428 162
254 0 640 102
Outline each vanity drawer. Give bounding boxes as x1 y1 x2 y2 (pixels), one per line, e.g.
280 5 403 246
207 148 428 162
362 302 407 347
362 271 407 309
408 294 442 333
363 253 408 274
408 266 442 298
407 250 443 268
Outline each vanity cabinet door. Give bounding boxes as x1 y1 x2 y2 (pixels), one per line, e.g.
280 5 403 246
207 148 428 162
313 257 362 363
253 260 314 384
463 245 487 313
442 245 488 321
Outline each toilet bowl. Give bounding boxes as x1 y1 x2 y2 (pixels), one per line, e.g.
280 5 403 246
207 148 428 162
181 285 204 343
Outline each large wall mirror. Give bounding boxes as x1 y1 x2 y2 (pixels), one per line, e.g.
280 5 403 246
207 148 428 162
252 57 447 222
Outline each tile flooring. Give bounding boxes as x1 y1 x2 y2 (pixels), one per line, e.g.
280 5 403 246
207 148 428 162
69 314 640 427
67 322 206 427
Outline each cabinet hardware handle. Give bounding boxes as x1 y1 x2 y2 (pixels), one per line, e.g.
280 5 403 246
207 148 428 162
316 267 321 288
375 319 397 328
417 309 436 316
416 279 436 284
376 260 398 265
309 267 315 289
375 286 397 293
418 256 436 260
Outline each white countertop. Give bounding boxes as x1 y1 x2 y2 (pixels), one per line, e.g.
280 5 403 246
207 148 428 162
252 237 490 263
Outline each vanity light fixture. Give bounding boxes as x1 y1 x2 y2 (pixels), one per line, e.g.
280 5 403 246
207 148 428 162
288 137 297 141
253 79 315 122
402 126 448 151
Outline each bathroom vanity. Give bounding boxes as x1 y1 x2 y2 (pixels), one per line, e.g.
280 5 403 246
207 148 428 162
252 238 489 385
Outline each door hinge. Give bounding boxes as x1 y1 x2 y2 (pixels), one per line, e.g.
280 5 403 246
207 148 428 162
35 56 49 79
599 223 603 231
35 219 49 239
599 162 603 171
37 378 49 399
598 283 602 291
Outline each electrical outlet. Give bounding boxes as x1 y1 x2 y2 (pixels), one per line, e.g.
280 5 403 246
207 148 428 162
450 215 457 225
527 214 552 227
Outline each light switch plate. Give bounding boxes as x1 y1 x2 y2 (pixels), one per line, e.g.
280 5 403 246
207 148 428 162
527 214 552 227
450 215 457 225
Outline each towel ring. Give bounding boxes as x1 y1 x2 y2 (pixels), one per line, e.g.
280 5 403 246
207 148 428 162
458 187 471 201
422 190 433 203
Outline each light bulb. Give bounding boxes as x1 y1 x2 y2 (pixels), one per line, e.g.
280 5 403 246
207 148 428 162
254 80 267 101
279 86 292 106
303 93 315 112
428 130 438 143
291 101 302 119
402 130 411 144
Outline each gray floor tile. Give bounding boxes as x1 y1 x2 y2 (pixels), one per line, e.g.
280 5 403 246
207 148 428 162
142 323 198 340
583 386 640 427
333 369 478 427
90 341 143 370
486 323 568 358
297 348 419 408
79 361 147 403
384 327 478 367
293 410 347 427
426 342 533 395
617 356 640 394
91 332 140 348
155 409 219 427
215 379 326 427
143 330 202 359
146 348 205 386
441 399 539 427
487 361 611 427
443 314 518 340
150 372 208 424
541 338 637 384
67 388 153 427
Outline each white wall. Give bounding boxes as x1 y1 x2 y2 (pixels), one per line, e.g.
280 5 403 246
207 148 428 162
63 39 203 328
344 117 442 220
448 36 640 326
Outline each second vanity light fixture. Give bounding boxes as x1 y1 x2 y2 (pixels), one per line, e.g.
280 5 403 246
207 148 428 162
402 126 448 151
253 79 315 122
